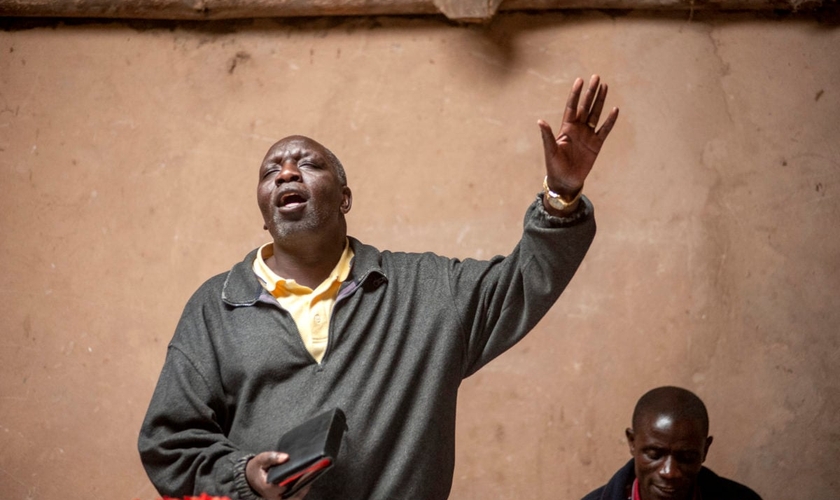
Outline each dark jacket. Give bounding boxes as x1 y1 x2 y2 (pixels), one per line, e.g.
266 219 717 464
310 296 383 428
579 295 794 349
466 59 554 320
139 197 596 500
581 459 763 500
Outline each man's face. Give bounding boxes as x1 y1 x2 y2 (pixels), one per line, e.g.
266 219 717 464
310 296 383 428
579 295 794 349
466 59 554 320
626 413 712 500
256 136 351 241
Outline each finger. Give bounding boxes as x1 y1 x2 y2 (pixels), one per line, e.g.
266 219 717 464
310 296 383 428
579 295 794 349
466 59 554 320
587 83 608 128
577 74 600 123
596 107 620 140
266 452 290 467
562 78 584 125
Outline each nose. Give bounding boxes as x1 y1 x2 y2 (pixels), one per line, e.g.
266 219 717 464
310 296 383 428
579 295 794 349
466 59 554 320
658 455 681 479
275 159 302 185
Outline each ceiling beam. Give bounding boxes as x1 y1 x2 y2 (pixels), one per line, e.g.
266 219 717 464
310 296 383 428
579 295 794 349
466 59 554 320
0 0 826 22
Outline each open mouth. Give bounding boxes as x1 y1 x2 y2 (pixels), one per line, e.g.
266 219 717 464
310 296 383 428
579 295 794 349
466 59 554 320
277 190 308 209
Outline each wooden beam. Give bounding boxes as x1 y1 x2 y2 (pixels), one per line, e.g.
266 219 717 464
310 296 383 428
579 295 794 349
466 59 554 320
433 0 505 22
0 0 826 22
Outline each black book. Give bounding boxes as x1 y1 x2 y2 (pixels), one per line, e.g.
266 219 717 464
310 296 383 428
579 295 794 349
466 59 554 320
266 408 347 498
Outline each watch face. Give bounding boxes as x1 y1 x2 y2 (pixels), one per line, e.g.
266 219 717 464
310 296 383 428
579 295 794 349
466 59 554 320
547 194 569 210
543 175 581 211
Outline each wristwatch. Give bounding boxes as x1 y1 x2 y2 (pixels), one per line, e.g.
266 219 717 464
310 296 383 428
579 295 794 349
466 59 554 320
543 176 582 211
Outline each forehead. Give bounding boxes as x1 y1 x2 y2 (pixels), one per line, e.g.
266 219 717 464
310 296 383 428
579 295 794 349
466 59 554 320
635 413 707 449
261 136 330 164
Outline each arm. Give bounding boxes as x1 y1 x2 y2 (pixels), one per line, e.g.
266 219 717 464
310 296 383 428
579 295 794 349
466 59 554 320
538 74 619 217
139 351 311 500
455 75 619 374
138 285 313 500
138 344 258 499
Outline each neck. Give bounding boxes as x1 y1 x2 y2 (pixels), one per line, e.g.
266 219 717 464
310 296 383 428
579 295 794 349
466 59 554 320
267 232 346 289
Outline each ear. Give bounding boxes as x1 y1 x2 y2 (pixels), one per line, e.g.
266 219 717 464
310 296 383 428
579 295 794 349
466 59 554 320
341 186 353 214
702 435 713 462
625 428 636 456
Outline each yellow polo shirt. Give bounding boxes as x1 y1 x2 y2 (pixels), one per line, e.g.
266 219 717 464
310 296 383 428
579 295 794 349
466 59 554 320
252 241 354 363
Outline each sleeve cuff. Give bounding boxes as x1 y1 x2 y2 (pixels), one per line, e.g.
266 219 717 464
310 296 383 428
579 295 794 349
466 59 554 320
535 193 592 226
233 453 262 500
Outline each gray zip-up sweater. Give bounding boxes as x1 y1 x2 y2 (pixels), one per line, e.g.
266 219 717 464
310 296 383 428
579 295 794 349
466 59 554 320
138 196 596 500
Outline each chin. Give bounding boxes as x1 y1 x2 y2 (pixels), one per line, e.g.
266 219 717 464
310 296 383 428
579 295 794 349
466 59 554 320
267 219 319 240
645 485 689 500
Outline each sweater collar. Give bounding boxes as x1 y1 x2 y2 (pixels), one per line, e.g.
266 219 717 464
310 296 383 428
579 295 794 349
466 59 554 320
221 237 386 307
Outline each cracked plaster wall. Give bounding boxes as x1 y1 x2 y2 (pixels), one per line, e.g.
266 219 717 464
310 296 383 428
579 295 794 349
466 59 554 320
0 11 838 500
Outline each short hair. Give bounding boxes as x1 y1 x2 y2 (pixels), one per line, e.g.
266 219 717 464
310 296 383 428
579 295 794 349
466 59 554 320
323 147 347 187
632 386 709 436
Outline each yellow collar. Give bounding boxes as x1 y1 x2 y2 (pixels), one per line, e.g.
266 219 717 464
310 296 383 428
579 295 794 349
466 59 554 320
253 239 354 297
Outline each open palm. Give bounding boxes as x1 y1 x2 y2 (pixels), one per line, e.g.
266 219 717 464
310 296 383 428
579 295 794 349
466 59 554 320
539 75 619 198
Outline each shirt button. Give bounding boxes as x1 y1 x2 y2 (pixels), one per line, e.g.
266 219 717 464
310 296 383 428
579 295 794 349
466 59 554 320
314 314 321 324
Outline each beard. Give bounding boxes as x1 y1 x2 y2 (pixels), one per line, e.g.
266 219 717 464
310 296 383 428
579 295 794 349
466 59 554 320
263 204 343 242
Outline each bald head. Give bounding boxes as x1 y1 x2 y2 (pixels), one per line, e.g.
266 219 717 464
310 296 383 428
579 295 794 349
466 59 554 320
257 134 353 260
626 387 713 500
632 386 709 438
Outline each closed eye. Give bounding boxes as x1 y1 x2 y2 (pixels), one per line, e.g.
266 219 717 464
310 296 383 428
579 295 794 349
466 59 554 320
675 452 701 464
261 167 279 179
298 160 320 170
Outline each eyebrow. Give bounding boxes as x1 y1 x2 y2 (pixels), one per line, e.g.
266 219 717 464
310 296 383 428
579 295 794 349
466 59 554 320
642 445 666 452
263 151 288 164
266 147 324 163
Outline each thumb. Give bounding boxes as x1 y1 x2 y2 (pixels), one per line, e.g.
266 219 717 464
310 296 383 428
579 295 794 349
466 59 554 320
537 120 554 146
538 120 557 155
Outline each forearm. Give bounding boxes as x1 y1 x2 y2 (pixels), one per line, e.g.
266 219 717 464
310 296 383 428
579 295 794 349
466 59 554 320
138 347 254 499
456 195 595 375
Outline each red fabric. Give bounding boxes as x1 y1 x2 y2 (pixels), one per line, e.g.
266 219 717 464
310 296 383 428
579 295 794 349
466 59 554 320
164 496 230 500
153 494 231 500
629 477 701 500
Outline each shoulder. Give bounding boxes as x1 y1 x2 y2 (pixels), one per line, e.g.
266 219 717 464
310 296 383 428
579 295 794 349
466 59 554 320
184 271 230 306
699 467 763 500
581 484 606 500
579 460 635 500
349 236 455 272
183 248 261 308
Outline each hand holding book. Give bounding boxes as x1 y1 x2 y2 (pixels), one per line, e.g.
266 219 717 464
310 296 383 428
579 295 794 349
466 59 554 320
246 408 347 499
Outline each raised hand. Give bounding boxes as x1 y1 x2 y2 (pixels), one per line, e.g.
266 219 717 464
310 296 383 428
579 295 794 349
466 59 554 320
538 74 619 201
